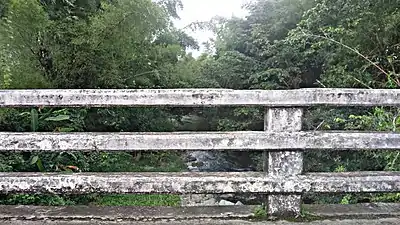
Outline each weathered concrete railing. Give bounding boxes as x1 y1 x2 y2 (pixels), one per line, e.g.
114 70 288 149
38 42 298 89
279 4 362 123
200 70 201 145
0 88 400 222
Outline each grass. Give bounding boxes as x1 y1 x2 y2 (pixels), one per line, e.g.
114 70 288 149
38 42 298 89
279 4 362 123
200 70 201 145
371 193 400 203
94 194 181 207
252 205 267 219
0 193 181 207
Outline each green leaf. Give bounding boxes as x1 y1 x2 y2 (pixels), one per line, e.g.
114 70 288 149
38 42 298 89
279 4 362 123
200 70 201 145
18 112 31 117
30 155 39 165
45 115 70 121
30 109 38 132
36 158 45 172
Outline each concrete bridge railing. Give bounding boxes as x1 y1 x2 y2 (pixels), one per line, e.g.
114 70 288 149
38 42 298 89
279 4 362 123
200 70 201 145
0 88 400 224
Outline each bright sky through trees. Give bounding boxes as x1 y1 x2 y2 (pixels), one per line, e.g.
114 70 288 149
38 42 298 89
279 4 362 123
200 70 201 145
174 0 249 56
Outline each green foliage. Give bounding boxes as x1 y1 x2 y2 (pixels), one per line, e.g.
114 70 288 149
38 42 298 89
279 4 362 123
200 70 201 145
372 193 400 203
88 151 185 173
253 205 267 219
0 193 181 207
94 194 181 207
0 0 9 18
0 0 51 88
0 0 197 89
39 0 106 20
0 194 75 206
336 107 400 172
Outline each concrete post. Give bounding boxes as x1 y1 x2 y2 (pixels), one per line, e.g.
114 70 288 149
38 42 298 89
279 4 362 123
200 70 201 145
263 108 303 218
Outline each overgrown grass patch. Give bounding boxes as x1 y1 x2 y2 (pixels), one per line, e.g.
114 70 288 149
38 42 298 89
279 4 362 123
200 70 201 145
94 194 181 207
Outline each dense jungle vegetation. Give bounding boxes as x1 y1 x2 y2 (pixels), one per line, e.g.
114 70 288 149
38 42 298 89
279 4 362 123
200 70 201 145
0 0 399 206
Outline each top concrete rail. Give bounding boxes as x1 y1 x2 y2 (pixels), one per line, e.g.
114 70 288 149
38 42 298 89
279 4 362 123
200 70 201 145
2 88 400 107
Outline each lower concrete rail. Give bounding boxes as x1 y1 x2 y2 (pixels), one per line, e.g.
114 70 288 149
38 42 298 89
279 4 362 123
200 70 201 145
2 219 400 225
1 203 399 224
1 172 400 194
